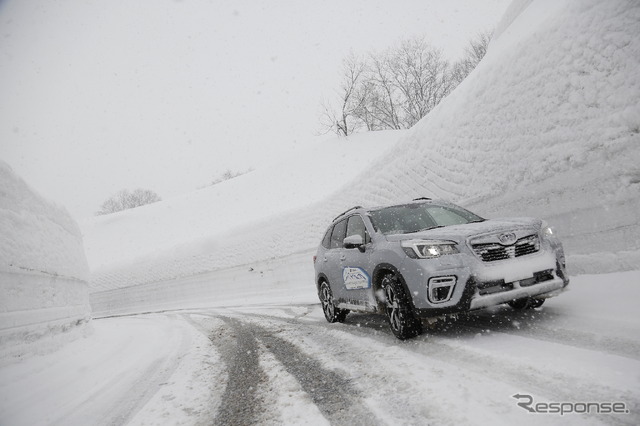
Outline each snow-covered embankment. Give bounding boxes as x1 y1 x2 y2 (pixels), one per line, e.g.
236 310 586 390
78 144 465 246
0 161 91 360
332 0 640 273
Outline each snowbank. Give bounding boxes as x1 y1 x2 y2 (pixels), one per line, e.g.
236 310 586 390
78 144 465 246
0 161 90 360
362 0 640 273
333 0 640 273
90 250 316 317
86 0 639 304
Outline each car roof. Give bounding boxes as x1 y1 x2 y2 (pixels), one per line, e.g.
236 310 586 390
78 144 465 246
332 198 449 223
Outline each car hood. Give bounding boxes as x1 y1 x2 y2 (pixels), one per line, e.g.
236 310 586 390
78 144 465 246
384 217 542 244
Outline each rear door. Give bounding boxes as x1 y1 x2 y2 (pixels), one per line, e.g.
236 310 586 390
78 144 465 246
323 218 347 299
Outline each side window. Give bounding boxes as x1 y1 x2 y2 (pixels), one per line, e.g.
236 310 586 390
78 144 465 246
346 215 370 243
330 219 347 249
321 226 332 249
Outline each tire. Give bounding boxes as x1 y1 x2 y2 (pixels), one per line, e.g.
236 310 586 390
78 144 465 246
381 274 422 340
530 298 545 308
508 298 531 310
508 297 545 310
319 281 348 323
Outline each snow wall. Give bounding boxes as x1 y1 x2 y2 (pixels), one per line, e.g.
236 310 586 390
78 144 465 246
88 0 640 315
0 161 91 359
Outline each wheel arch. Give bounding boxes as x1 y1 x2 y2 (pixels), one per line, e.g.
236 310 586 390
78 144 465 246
316 272 329 294
372 263 416 311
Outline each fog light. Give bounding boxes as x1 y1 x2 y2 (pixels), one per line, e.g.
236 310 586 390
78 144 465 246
428 276 456 304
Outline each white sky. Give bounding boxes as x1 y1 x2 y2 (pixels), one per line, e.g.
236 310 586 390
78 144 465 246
0 0 509 220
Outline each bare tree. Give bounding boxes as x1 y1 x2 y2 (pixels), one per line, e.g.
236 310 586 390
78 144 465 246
383 38 454 128
320 37 453 134
96 188 162 215
366 52 403 130
319 53 368 136
451 31 492 85
320 32 492 136
203 168 254 188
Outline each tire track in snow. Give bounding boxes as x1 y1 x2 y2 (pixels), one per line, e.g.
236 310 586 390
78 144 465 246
211 317 267 425
192 313 379 425
252 325 378 425
233 311 476 424
180 313 266 424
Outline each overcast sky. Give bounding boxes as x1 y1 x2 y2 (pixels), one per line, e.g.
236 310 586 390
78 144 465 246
0 0 509 220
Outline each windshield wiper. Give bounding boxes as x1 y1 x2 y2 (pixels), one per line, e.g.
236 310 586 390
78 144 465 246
403 225 446 234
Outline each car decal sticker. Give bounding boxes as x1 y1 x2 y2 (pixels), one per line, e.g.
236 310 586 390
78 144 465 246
343 267 371 290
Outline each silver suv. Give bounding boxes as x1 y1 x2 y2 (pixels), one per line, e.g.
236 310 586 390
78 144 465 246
314 199 569 339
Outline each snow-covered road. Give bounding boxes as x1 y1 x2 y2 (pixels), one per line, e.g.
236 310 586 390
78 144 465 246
2 271 639 425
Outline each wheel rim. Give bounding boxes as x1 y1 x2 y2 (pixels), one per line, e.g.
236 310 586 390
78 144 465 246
385 284 402 332
321 284 334 319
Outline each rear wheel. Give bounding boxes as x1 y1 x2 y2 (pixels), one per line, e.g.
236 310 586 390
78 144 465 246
319 281 348 323
381 274 422 339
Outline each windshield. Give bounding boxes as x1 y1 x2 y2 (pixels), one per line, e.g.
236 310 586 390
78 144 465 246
368 203 484 235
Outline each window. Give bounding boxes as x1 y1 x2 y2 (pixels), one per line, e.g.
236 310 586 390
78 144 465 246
329 219 347 249
321 226 332 249
346 215 369 243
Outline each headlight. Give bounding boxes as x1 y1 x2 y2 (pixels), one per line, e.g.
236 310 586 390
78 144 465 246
541 220 554 237
401 239 459 259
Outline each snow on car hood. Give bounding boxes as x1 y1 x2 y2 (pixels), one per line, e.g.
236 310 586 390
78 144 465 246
384 217 542 244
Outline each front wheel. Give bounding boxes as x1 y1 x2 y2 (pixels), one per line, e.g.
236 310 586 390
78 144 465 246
319 281 348 323
508 297 545 310
529 298 545 308
508 298 531 310
381 274 422 340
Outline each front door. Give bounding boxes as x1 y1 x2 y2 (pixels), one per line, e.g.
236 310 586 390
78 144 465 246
338 215 375 310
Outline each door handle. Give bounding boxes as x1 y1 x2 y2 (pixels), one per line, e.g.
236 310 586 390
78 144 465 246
340 255 346 261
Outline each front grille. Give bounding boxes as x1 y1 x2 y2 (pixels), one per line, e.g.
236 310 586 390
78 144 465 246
472 234 540 262
477 279 512 295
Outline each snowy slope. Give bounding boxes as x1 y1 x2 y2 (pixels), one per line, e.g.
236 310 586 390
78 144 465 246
0 161 90 360
83 130 407 289
85 0 639 298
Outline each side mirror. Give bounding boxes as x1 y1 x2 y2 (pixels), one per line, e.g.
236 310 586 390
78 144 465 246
343 234 365 251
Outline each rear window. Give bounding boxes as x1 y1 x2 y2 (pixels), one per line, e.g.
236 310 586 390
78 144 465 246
321 226 332 249
329 219 347 249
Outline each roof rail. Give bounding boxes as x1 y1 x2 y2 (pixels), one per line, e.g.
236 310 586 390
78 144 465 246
412 197 432 201
333 205 363 222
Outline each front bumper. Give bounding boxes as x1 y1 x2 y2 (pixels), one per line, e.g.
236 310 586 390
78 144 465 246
405 247 567 316
469 276 565 310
